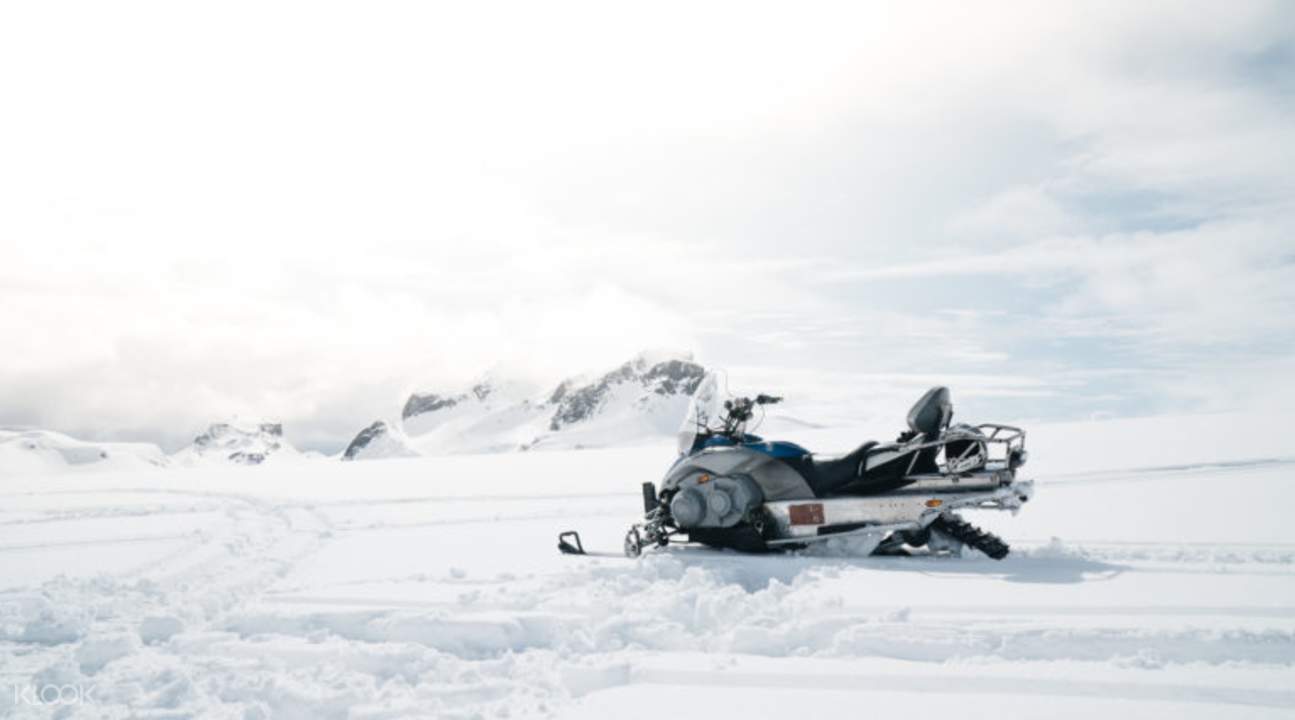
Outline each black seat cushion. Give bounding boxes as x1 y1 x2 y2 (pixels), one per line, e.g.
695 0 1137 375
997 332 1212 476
786 386 953 499
801 441 876 497
792 441 926 498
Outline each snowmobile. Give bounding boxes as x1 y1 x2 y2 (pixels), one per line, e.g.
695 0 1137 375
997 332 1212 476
559 372 1033 559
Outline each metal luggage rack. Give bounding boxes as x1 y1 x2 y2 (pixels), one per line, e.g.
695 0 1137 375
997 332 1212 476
898 422 1027 476
970 423 1027 457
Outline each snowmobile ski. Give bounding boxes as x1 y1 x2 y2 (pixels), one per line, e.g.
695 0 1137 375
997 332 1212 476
557 531 585 555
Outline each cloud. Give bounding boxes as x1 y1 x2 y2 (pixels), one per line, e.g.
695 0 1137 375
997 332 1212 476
827 215 1295 348
1 0 1292 449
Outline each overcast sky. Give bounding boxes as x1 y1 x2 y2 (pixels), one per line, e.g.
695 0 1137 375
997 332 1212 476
2 1 1293 451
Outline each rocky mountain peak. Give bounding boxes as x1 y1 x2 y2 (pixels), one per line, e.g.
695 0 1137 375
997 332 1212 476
548 355 704 432
343 421 387 460
379 352 707 458
180 419 294 466
402 393 460 420
402 374 538 425
342 419 416 461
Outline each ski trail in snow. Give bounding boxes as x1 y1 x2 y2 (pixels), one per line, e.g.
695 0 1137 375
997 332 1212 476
2 486 337 716
1 456 1293 717
627 665 1295 708
1040 455 1295 485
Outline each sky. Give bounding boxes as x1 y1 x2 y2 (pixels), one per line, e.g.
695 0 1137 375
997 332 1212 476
2 1 1293 452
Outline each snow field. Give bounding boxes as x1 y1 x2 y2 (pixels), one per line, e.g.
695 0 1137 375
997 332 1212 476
1 424 1293 718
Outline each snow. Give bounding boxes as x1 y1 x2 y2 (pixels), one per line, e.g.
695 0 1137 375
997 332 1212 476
0 428 166 477
0 421 308 478
1 414 1293 718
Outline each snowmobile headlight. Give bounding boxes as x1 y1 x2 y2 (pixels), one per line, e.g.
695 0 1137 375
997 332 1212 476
707 490 733 516
925 498 943 508
670 488 707 528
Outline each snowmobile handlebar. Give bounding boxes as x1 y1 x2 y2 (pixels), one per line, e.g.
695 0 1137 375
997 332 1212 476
719 393 782 429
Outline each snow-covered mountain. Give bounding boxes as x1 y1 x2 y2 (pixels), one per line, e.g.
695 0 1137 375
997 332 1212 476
0 427 167 477
341 420 417 461
343 352 707 460
1 419 312 477
170 420 303 467
399 373 545 451
536 354 706 450
1 353 709 475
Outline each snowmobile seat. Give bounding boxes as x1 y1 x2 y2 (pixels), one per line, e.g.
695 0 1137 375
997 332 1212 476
800 441 877 497
799 386 952 497
805 442 930 497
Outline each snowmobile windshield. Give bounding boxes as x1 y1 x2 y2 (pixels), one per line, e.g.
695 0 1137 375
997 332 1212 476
677 370 730 454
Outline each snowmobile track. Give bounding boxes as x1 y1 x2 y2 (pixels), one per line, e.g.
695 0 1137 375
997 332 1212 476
932 514 1011 559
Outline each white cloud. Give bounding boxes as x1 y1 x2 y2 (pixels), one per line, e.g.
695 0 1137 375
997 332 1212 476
1 0 1292 448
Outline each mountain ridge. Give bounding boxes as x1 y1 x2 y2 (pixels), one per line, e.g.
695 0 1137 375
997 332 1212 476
345 352 706 460
0 352 711 474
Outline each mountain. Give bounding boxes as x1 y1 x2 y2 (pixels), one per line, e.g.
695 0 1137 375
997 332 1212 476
532 354 706 450
171 420 302 467
360 352 706 459
547 356 706 432
0 427 168 477
341 420 417 461
1 419 306 477
2 353 711 475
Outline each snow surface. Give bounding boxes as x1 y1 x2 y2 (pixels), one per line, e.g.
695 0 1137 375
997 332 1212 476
0 429 166 477
0 421 308 478
1 414 1293 718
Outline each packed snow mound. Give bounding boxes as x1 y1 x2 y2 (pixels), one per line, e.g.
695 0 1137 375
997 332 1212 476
342 420 417 461
171 420 302 467
398 353 705 455
0 427 167 477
